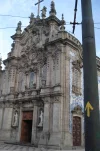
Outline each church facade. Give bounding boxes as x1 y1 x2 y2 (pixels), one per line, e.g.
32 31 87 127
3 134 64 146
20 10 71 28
0 1 100 149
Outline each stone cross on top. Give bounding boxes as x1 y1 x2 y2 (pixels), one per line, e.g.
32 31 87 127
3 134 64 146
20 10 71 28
35 0 44 18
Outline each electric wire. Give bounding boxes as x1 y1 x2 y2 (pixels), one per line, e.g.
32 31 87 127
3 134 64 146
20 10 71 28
0 26 26 29
0 25 100 30
0 14 100 24
0 14 29 18
94 27 100 29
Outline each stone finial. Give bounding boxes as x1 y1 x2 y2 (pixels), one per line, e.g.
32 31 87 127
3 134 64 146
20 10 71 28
29 13 34 24
41 6 47 19
49 0 56 16
60 14 66 31
16 21 22 35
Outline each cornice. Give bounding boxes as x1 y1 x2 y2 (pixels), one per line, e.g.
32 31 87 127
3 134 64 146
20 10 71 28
11 33 22 40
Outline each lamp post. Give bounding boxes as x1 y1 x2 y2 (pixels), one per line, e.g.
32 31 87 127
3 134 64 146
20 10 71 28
81 0 100 150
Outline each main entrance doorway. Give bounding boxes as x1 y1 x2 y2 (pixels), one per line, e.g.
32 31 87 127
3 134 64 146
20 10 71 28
73 116 81 146
20 111 33 143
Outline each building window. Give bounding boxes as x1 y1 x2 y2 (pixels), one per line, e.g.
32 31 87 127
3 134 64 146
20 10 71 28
29 72 36 88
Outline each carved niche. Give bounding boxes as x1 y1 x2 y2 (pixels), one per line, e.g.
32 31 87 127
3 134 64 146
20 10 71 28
12 109 19 128
72 105 83 115
37 100 44 130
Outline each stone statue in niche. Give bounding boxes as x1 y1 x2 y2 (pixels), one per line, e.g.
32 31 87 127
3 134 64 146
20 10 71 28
12 110 18 127
38 109 44 127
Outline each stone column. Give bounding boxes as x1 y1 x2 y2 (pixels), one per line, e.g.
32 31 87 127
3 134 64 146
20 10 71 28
17 103 22 142
31 102 38 144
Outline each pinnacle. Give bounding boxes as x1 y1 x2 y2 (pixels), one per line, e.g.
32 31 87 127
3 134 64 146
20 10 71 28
49 0 56 16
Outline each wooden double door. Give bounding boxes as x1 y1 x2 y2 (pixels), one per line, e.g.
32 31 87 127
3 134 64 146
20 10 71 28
20 111 33 143
73 116 81 146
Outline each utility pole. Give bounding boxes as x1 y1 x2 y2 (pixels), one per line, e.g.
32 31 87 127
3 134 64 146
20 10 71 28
81 0 100 151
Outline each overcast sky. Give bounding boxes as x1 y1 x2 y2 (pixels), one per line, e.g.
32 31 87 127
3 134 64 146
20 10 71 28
0 0 100 62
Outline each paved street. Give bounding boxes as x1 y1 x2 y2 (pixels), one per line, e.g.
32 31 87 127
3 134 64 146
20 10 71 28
0 142 85 151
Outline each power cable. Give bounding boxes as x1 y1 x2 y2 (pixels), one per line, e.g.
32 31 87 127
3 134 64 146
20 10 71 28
0 14 100 25
0 14 29 18
0 25 100 30
94 27 100 29
94 23 100 24
0 26 26 29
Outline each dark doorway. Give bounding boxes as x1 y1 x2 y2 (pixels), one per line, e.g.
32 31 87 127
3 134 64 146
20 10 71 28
73 116 81 146
20 111 33 143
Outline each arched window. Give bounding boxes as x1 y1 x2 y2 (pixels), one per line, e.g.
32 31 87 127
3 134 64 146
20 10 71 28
29 72 35 88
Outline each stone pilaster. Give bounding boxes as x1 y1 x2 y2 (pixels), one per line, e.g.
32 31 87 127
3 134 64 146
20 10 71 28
17 103 22 142
63 46 72 147
60 45 72 149
43 101 50 131
49 102 61 147
5 70 9 94
36 69 40 89
46 56 51 86
9 67 17 93
31 102 38 144
38 99 50 146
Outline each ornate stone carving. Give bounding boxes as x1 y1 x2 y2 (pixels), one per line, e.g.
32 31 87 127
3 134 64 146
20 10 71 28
38 109 44 127
72 105 82 115
72 59 82 70
12 109 19 127
54 96 60 102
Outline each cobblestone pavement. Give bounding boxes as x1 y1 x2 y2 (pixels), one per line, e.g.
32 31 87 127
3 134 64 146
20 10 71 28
0 142 85 151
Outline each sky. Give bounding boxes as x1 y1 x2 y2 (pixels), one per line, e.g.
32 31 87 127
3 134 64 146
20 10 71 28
0 0 100 64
